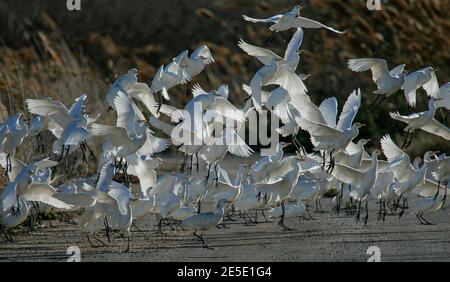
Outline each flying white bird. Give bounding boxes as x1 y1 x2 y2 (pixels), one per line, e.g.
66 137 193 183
390 98 450 148
26 94 98 164
150 59 191 101
347 58 407 109
402 67 439 107
331 150 381 224
243 5 345 34
175 45 214 79
106 68 159 117
295 89 363 171
0 113 28 172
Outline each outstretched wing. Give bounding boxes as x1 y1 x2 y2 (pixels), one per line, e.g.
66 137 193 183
319 97 338 128
22 182 73 210
337 89 361 131
331 163 366 187
421 119 450 140
292 17 346 34
238 39 282 65
423 71 439 98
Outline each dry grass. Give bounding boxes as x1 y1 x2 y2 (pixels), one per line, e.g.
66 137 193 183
0 0 449 184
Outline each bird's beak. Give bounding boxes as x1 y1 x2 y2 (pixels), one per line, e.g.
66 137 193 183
359 123 367 127
283 142 293 148
366 139 371 142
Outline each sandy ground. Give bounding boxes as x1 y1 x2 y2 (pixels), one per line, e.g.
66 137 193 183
1 199 450 262
1 155 449 262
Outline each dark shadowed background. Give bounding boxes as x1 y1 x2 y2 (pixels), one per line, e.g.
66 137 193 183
0 0 449 162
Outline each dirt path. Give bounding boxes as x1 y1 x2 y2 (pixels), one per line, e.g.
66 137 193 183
1 199 450 262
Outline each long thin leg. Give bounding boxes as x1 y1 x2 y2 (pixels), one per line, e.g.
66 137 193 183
363 200 369 225
420 213 432 225
86 234 97 248
195 152 199 172
278 201 293 231
200 233 214 250
93 233 107 246
416 213 424 224
368 95 382 111
84 142 96 160
203 163 212 185
355 200 362 223
405 132 414 149
401 131 410 149
124 231 131 253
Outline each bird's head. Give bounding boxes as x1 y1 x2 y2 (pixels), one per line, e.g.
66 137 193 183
193 45 214 64
424 151 440 160
424 66 435 74
279 142 292 149
293 4 303 14
128 68 138 74
358 138 371 146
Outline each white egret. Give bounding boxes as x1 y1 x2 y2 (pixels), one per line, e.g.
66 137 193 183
0 113 28 172
402 67 439 107
182 199 231 249
347 58 407 109
331 150 382 224
243 5 345 34
175 45 214 79
390 98 450 148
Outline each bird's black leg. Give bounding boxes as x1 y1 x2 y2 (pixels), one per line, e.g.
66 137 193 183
398 198 407 218
197 200 201 214
180 154 188 173
441 180 448 207
364 200 369 225
321 151 326 169
420 214 432 225
405 132 414 149
195 152 199 172
157 93 163 114
326 150 335 173
355 200 362 223
203 163 212 185
93 233 107 246
416 213 424 224
37 133 45 153
261 209 269 222
368 95 382 111
4 154 9 176
86 234 96 248
440 108 446 126
401 131 410 149
104 217 111 243
80 142 87 162
200 233 214 250
278 201 293 231
125 234 131 253
84 142 96 161
213 163 219 187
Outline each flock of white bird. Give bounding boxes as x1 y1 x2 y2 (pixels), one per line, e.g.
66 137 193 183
1 5 449 251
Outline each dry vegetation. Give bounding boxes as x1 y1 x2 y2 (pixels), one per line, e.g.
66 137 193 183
0 0 448 179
